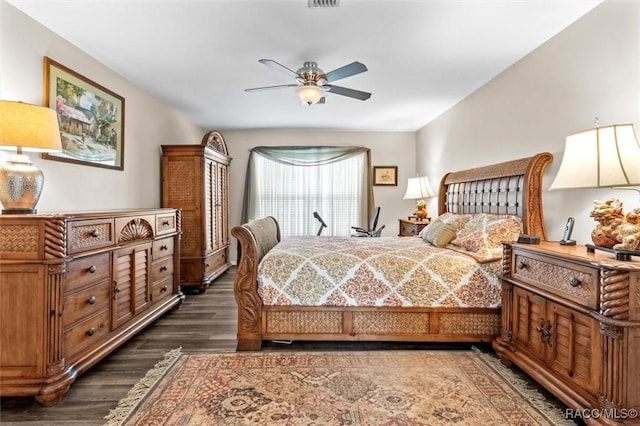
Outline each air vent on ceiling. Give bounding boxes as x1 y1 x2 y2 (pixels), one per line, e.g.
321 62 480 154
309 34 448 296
308 0 340 7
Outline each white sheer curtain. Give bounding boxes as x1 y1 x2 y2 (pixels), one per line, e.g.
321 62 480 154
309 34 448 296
242 147 372 237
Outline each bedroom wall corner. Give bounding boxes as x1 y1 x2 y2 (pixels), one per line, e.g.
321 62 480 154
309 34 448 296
0 1 205 212
415 0 639 245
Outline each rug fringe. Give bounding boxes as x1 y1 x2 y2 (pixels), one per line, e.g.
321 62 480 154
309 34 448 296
472 346 573 426
103 347 182 426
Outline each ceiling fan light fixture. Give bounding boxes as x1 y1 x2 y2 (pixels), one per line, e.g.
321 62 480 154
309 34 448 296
296 84 323 105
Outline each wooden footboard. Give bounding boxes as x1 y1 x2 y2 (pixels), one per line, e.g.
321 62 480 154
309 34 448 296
262 306 500 343
232 152 552 351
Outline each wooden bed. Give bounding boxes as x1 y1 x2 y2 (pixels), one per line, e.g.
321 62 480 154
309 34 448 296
232 152 553 350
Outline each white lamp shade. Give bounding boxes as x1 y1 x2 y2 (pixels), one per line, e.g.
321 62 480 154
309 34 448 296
550 124 640 190
403 176 435 199
296 85 323 105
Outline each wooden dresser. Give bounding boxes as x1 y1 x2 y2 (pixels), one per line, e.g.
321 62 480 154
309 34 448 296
0 209 183 406
161 131 231 292
494 242 640 425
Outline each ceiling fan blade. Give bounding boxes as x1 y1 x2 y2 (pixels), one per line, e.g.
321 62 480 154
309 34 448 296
258 59 299 79
323 61 368 83
323 84 371 101
245 84 299 92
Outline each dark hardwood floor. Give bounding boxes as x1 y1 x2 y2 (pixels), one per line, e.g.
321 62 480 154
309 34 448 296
0 268 239 425
0 266 576 425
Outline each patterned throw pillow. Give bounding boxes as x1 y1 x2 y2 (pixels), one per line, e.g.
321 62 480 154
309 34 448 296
449 213 522 262
421 219 458 248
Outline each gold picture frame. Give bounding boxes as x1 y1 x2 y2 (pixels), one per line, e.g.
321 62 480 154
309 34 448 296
42 56 125 170
373 166 398 186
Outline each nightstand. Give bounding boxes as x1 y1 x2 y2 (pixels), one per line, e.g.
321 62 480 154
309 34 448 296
398 218 429 236
493 241 640 425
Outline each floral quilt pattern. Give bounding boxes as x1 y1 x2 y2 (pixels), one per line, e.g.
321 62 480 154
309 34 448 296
258 236 502 308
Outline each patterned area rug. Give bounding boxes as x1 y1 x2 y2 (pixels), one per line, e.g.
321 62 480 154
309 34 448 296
104 348 573 425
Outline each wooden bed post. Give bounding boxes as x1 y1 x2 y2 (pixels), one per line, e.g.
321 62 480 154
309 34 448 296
231 225 264 350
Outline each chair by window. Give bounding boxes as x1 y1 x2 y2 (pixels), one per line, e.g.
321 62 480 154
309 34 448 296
351 207 384 237
313 211 327 236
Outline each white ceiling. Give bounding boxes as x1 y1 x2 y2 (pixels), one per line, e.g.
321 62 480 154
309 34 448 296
8 0 602 132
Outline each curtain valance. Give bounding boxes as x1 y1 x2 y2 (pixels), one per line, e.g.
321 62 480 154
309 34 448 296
250 146 368 167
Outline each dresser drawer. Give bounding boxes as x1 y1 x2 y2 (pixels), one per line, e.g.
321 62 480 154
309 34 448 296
151 256 174 282
151 276 173 303
68 219 114 254
511 249 599 309
115 215 155 242
63 281 110 328
156 213 177 235
64 310 110 359
205 250 228 275
65 252 111 293
152 237 174 259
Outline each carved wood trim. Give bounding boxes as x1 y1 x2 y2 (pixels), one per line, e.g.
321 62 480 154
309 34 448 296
118 218 154 243
600 269 630 320
201 130 228 156
231 225 263 347
44 218 66 259
502 244 512 277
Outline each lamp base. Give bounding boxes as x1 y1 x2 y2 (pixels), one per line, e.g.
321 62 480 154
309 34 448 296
2 208 37 214
0 153 44 214
585 244 640 261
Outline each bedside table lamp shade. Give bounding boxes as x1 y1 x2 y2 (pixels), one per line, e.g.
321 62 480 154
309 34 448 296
403 176 435 200
549 124 640 190
0 100 62 214
549 123 640 252
403 176 435 219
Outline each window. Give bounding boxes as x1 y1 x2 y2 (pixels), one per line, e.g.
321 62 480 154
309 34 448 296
242 146 372 237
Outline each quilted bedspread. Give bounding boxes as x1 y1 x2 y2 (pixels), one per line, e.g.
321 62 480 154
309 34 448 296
257 236 502 308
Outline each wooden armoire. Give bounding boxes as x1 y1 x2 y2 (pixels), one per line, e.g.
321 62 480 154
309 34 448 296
161 131 231 292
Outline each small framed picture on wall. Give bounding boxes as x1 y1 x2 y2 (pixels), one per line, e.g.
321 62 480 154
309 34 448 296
373 166 398 186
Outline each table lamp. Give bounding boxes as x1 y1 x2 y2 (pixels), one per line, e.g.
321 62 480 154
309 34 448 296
549 123 640 254
0 100 62 214
403 175 435 220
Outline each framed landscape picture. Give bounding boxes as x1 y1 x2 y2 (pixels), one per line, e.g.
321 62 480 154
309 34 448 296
43 56 125 170
373 166 398 186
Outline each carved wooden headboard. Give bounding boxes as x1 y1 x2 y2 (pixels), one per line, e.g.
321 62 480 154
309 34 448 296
438 152 553 239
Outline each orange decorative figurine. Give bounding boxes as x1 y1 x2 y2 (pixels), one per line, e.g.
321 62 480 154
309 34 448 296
413 200 428 220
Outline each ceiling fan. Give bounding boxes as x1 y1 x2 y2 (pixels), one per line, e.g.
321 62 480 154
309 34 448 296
245 59 371 105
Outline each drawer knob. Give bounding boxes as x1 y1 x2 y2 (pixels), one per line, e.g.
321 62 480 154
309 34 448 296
517 260 527 270
161 285 168 293
162 220 170 226
86 327 96 337
161 245 168 250
87 296 97 305
569 277 582 287
160 266 168 272
90 230 100 238
87 265 97 274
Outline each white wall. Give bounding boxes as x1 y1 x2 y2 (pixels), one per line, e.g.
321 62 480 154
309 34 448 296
222 130 417 243
416 0 639 245
5 0 637 260
0 2 205 212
